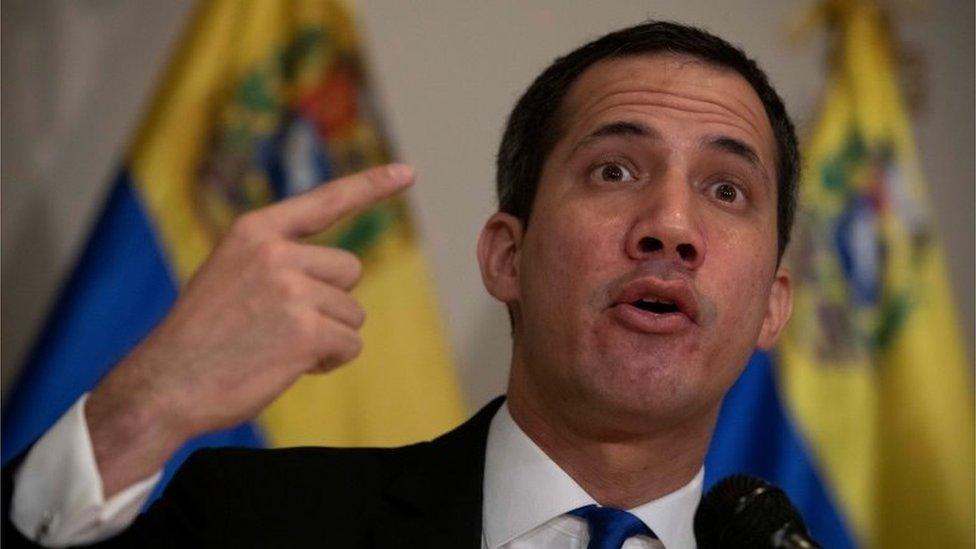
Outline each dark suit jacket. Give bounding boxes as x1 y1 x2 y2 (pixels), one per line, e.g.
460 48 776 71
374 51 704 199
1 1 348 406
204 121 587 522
3 397 505 548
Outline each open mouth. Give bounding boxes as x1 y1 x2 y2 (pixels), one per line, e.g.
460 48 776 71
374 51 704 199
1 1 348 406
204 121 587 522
631 298 680 315
611 276 699 333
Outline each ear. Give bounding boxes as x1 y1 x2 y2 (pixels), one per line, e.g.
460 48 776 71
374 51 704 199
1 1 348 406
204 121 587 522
756 266 793 350
477 212 523 304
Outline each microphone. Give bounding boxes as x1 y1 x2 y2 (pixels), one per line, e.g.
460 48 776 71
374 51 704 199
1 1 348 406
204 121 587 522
694 475 822 548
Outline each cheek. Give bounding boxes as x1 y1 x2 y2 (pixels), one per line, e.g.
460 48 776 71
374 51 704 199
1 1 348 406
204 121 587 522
520 207 625 331
704 231 776 341
528 206 621 283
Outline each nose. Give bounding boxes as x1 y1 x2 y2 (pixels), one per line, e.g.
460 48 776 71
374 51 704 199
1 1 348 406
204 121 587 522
624 177 705 271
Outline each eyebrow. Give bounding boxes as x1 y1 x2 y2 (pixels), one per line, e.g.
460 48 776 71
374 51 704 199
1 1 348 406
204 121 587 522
571 121 661 154
702 135 769 183
571 122 771 184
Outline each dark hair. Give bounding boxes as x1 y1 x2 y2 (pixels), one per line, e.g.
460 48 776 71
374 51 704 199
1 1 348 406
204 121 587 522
496 21 799 260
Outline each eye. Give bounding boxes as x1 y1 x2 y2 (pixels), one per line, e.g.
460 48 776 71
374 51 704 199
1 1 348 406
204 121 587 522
710 181 744 204
591 162 636 183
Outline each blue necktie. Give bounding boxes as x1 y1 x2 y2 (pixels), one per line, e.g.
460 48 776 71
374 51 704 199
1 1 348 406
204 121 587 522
569 504 659 549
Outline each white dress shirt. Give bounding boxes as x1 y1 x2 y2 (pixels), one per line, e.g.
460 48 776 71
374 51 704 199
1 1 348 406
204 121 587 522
483 402 702 549
12 396 702 548
11 394 160 547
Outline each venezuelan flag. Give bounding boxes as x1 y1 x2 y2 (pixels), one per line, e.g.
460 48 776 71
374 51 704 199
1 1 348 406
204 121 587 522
707 2 974 547
2 0 466 501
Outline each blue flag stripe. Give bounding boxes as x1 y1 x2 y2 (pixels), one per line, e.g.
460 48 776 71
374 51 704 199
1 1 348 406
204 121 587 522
706 351 858 548
2 173 177 461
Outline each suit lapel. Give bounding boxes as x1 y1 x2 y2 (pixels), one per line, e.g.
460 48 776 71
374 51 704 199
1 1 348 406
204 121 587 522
372 397 505 548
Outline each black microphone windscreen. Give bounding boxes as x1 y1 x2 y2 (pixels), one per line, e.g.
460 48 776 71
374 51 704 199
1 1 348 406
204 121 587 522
694 474 819 548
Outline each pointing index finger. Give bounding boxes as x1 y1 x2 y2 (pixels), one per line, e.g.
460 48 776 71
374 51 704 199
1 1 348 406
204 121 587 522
261 163 415 238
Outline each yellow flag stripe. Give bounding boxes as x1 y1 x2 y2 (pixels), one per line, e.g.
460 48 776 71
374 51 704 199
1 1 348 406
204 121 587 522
779 2 974 546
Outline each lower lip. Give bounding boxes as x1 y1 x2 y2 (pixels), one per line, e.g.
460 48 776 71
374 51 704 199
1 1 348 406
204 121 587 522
610 303 694 334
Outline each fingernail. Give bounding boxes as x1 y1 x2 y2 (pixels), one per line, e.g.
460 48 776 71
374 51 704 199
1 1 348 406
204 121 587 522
386 163 414 182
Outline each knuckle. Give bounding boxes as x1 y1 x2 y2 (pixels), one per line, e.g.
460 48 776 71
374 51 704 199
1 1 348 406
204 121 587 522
339 333 363 362
321 327 361 365
288 309 321 341
231 211 265 240
334 252 363 287
347 259 364 286
349 303 366 329
363 167 385 187
272 273 304 301
254 240 286 270
329 188 352 217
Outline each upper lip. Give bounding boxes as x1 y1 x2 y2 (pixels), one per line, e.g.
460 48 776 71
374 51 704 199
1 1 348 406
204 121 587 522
613 276 700 323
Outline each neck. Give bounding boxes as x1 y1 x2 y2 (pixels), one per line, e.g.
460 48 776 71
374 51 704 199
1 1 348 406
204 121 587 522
506 369 715 509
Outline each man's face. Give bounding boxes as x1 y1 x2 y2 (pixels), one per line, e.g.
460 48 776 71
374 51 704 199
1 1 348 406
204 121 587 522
481 54 791 432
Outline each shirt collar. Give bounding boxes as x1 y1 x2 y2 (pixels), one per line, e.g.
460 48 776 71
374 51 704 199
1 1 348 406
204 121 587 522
483 402 703 549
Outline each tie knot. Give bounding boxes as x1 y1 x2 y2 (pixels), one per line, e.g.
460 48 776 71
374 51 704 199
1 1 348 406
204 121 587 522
569 504 658 549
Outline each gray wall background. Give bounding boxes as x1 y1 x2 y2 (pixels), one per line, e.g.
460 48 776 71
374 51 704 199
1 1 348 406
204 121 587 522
2 1 973 412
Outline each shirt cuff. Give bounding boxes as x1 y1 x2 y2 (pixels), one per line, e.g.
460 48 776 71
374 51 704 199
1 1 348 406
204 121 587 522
11 393 162 547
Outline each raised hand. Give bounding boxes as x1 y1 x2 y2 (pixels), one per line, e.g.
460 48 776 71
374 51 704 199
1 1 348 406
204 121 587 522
85 164 415 497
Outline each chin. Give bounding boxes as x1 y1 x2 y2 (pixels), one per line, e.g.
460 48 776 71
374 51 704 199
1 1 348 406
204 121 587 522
572 353 714 431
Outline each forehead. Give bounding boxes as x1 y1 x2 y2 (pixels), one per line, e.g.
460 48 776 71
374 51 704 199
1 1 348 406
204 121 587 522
555 53 777 169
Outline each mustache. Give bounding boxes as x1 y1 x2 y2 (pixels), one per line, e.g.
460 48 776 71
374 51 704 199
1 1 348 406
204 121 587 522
599 263 692 302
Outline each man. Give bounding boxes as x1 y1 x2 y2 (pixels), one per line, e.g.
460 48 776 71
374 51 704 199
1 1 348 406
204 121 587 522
4 21 798 548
